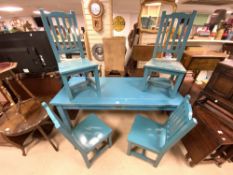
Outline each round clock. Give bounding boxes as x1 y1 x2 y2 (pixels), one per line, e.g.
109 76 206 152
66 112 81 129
90 3 101 16
88 0 104 32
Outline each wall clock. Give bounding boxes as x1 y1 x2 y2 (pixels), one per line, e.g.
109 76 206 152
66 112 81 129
88 0 104 32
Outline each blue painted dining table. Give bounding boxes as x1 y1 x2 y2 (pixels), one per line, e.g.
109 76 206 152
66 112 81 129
50 77 184 129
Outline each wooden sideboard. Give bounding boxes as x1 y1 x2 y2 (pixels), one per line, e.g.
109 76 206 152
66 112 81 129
182 50 228 81
182 59 233 166
200 59 233 114
183 103 233 166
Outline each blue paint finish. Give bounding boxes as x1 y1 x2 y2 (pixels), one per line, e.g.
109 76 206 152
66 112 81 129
152 11 197 61
127 95 197 167
42 102 112 168
40 9 101 100
145 59 186 73
144 11 197 97
50 77 183 111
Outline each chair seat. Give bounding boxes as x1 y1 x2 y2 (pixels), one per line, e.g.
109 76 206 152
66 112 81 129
72 114 112 153
58 59 98 74
128 115 166 153
145 58 186 73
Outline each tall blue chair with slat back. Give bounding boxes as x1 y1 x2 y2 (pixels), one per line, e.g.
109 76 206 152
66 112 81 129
42 102 112 168
127 95 197 167
143 11 197 97
40 9 101 100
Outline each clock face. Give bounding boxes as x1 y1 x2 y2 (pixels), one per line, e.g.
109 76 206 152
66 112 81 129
91 3 101 16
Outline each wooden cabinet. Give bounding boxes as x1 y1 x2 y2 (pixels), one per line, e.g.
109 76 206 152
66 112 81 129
223 43 233 60
183 60 233 166
202 59 233 113
103 37 126 76
183 103 233 166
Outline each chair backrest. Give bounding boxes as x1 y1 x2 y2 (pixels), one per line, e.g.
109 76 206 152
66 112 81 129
40 9 85 63
41 102 83 151
163 95 197 152
152 11 197 61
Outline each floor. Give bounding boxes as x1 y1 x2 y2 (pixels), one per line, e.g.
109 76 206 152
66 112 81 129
0 109 232 175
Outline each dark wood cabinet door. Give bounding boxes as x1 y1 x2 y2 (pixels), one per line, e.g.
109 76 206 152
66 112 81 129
206 61 233 100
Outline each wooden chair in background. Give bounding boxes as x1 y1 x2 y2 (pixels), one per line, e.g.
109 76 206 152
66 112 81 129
40 9 101 100
127 95 197 167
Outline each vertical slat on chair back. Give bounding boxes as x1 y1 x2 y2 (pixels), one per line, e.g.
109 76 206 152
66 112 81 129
163 95 197 152
41 102 83 150
152 11 196 61
40 9 85 63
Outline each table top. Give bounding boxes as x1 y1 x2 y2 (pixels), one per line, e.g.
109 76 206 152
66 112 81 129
184 50 228 58
50 77 183 111
0 98 48 136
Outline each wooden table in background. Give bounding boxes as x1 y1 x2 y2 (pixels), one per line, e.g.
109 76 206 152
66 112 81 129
0 62 58 155
182 50 228 81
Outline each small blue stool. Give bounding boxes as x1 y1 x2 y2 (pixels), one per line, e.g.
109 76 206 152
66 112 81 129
42 102 112 168
127 95 197 167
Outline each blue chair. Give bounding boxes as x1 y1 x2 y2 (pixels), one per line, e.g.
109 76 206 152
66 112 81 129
42 102 112 168
143 11 197 97
40 9 101 100
127 95 197 167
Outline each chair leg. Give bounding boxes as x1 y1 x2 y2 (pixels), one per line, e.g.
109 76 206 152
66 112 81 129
153 153 164 167
61 75 73 99
93 68 101 96
169 73 185 97
108 134 112 148
143 68 151 91
37 126 59 152
82 153 91 168
127 142 132 155
1 134 27 156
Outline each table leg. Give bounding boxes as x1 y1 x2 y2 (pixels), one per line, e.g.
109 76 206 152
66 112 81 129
1 134 26 156
37 126 58 151
9 71 36 99
56 106 72 131
186 70 201 94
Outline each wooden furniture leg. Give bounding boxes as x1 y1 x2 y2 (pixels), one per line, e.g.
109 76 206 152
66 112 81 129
36 126 58 151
